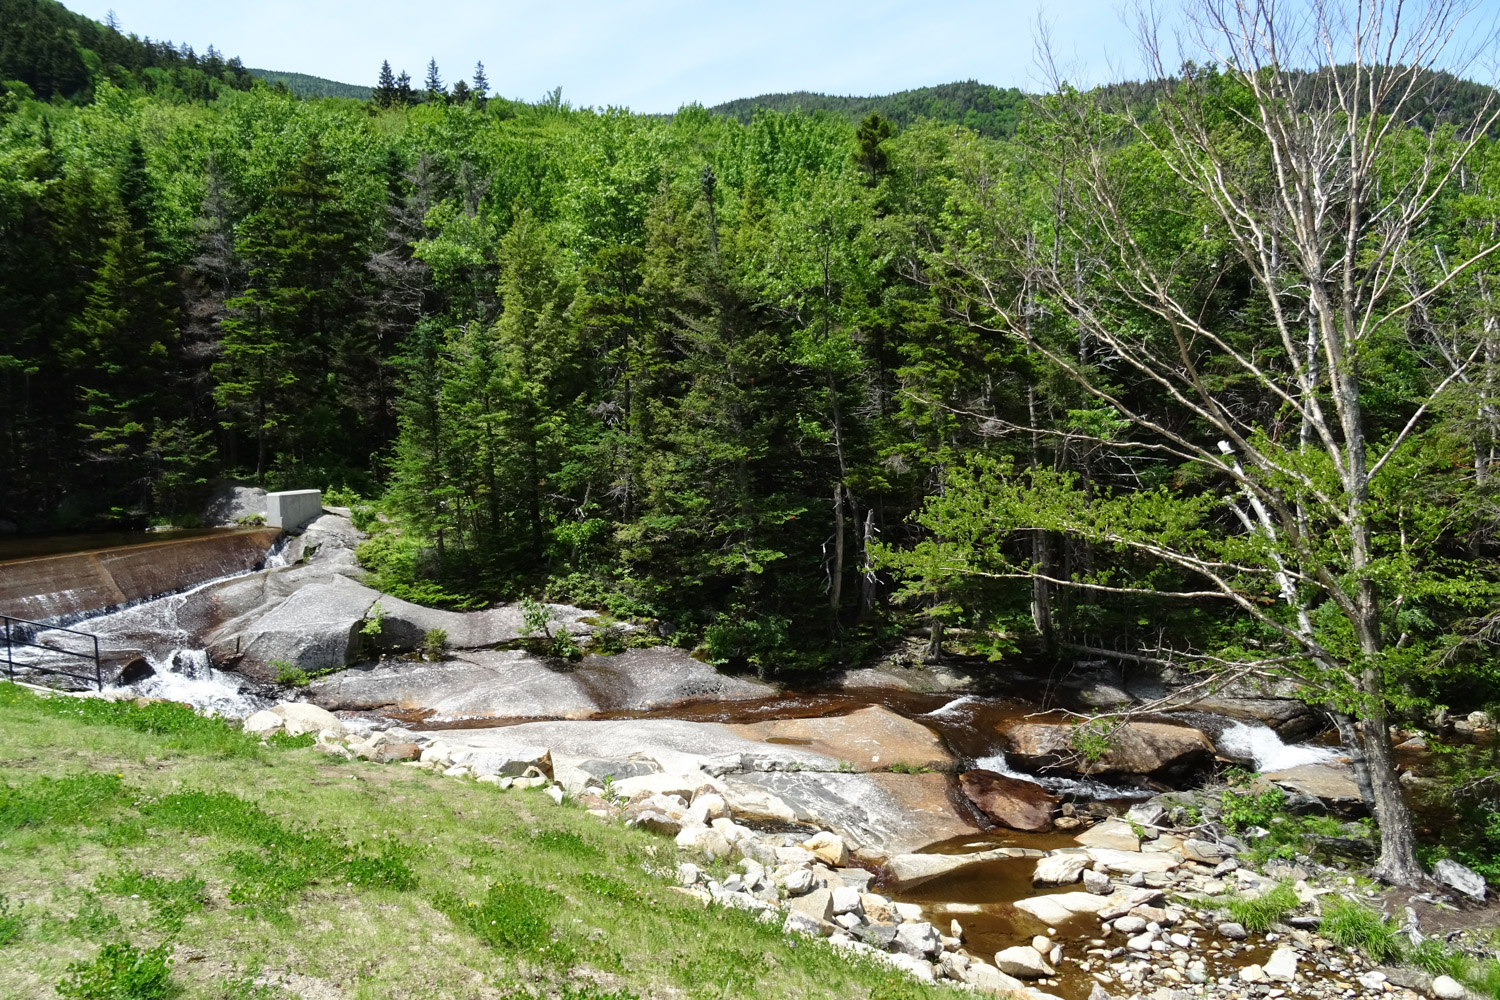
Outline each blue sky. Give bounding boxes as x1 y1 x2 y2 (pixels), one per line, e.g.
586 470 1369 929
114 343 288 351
62 0 1144 112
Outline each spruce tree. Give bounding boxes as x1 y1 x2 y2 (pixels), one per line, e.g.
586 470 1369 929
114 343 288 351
493 209 580 552
117 137 155 241
423 59 445 103
67 219 178 509
451 79 471 104
395 70 415 106
472 61 489 100
214 139 366 481
387 320 461 570
374 60 396 108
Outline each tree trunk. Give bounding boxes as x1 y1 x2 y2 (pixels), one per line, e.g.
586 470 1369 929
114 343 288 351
924 617 944 664
1360 688 1429 886
1331 711 1375 809
255 394 267 482
859 508 878 618
829 484 845 620
1031 529 1052 649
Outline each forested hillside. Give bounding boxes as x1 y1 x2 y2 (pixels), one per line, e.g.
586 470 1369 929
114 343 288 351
247 68 370 101
0 0 254 102
708 80 1028 137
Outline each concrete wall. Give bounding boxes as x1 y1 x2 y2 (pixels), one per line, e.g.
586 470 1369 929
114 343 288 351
266 490 323 531
0 528 282 623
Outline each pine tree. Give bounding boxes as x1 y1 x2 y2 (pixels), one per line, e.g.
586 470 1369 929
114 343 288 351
374 60 396 108
214 139 366 481
493 209 580 552
451 79 471 104
472 62 489 102
423 59 445 103
395 71 415 106
67 218 178 508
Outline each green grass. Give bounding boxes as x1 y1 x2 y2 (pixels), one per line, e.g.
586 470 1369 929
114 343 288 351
1316 897 1500 1000
0 682 967 1000
1224 881 1299 933
0 895 24 946
1319 898 1405 964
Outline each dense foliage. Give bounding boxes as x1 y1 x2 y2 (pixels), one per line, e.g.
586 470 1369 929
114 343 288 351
3 0 1500 734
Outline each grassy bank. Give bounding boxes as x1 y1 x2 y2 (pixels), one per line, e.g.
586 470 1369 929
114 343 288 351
0 684 957 1000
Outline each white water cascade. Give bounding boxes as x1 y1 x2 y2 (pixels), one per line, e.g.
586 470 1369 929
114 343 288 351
127 649 273 718
971 750 1156 801
1214 720 1338 771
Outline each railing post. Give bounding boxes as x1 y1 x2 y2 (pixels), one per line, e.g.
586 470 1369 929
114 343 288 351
94 633 102 691
4 617 11 684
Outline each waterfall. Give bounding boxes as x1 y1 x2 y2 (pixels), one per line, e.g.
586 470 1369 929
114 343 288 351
127 649 273 718
1215 720 1337 771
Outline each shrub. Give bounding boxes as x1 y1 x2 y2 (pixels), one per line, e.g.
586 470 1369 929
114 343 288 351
1220 784 1287 830
56 941 173 1000
1225 881 1299 933
422 627 448 661
588 625 628 656
1219 781 1347 861
1070 720 1114 764
551 630 582 661
520 598 552 639
360 601 386 638
271 662 309 688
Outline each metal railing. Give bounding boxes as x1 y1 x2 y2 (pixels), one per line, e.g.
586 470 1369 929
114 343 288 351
2 615 102 691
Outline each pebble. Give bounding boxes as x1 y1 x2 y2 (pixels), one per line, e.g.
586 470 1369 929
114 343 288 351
371 714 1439 1000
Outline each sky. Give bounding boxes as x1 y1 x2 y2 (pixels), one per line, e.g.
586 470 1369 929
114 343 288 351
60 0 1148 113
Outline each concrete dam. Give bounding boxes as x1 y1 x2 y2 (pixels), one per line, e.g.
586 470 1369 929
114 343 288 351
0 527 284 623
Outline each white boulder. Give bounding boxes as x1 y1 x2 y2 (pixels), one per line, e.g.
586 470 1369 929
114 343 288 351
1033 852 1090 886
243 710 283 734
269 701 344 736
994 945 1055 978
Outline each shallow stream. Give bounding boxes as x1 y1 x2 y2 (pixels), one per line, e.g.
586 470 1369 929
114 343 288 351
9 564 1360 1000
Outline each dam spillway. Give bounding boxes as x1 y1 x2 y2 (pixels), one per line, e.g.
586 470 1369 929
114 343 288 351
0 527 283 623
